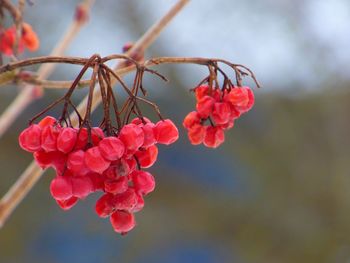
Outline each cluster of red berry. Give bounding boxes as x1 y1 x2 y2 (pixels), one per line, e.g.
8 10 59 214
19 116 178 234
0 23 39 56
183 85 255 148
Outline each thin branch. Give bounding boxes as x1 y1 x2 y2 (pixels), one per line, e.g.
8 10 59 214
0 0 190 229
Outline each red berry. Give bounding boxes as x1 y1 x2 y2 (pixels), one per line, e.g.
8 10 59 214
41 125 60 152
75 128 88 150
154 119 179 145
211 102 231 125
67 150 90 176
38 116 56 128
134 145 158 168
98 137 125 161
113 188 138 211
141 123 156 148
50 175 73 200
203 126 225 148
187 124 206 145
195 85 209 101
19 124 42 152
91 127 104 145
196 95 215 118
131 117 151 125
183 111 201 129
131 170 155 195
104 175 129 194
95 193 115 218
56 196 78 211
110 210 136 234
57 127 77 153
131 194 144 213
85 146 111 174
225 86 254 113
71 176 93 199
119 124 144 151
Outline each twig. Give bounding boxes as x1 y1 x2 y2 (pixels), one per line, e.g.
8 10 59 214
0 0 190 229
0 0 95 139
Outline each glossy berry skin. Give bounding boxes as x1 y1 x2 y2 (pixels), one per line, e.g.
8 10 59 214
110 210 136 234
154 119 179 145
18 124 42 152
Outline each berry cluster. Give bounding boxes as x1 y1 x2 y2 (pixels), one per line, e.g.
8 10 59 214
183 85 254 148
0 23 39 56
19 116 178 234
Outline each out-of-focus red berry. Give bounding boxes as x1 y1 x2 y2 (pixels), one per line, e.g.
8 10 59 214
203 126 225 148
196 95 215 118
38 116 56 128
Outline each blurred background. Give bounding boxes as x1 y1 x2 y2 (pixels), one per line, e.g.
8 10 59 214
1 0 350 262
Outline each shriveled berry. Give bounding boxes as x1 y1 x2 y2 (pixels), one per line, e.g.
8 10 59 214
104 176 129 194
71 176 93 199
38 116 56 128
110 210 136 234
67 150 90 176
134 145 158 168
119 124 144 151
95 193 115 218
98 137 125 161
131 170 155 195
225 86 254 113
183 111 201 129
50 175 73 200
57 127 77 153
41 125 60 152
141 123 156 148
154 119 179 145
85 146 111 174
19 124 42 152
56 196 78 211
187 124 206 145
113 188 138 211
211 102 231 125
203 126 225 148
196 95 215 118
